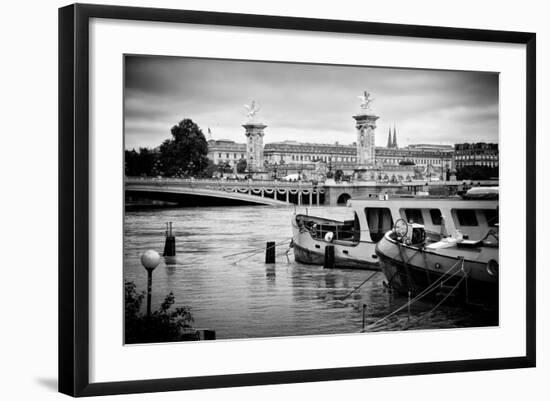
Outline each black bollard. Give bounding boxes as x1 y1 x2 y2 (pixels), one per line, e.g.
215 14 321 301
163 237 176 257
203 329 216 341
324 245 335 269
362 304 367 331
265 241 276 264
163 222 176 257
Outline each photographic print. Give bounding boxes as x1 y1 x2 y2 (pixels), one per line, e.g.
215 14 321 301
123 55 499 344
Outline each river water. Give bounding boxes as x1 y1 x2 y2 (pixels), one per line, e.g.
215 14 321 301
124 206 497 340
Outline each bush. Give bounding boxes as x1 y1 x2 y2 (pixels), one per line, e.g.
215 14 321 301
125 281 195 344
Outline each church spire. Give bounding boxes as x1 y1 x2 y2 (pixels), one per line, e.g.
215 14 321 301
387 127 392 148
392 124 397 148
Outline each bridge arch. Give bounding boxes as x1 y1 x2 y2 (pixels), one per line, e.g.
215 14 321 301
336 193 351 205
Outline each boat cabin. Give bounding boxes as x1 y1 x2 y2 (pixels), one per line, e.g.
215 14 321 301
349 198 498 243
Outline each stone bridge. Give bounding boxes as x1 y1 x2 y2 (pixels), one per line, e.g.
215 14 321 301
126 177 498 207
125 178 325 207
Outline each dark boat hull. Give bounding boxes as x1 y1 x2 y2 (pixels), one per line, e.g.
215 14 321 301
375 234 498 308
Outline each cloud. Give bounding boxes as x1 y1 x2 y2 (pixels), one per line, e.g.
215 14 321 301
124 55 498 149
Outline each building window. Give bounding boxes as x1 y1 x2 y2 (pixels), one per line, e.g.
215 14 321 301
455 209 478 226
218 153 221 158
404 209 424 224
483 209 499 227
429 209 442 225
365 207 393 242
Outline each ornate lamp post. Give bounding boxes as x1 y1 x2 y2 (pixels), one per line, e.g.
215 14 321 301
327 158 333 179
141 250 160 317
273 161 278 180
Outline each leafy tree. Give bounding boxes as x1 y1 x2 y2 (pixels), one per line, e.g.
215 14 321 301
125 147 158 176
125 281 195 344
159 119 209 177
334 169 344 182
125 149 139 176
236 158 247 174
199 159 218 178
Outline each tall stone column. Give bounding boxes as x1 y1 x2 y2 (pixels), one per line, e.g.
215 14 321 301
243 123 266 172
242 100 267 174
353 113 379 167
353 91 379 181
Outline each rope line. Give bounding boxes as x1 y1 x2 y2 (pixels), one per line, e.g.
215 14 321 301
230 236 298 264
338 271 379 301
364 258 464 331
223 238 291 258
403 273 467 329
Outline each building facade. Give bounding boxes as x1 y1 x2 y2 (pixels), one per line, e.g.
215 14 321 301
263 141 357 164
206 139 246 166
454 143 499 169
263 138 453 170
209 136 454 180
376 146 453 169
205 95 461 181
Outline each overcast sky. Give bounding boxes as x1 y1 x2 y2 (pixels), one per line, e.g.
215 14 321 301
124 55 499 150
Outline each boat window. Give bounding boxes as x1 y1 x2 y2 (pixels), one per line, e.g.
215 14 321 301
483 209 499 227
455 209 478 226
429 209 442 225
365 207 393 242
404 209 424 224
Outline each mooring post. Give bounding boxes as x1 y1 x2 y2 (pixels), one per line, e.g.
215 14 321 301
362 303 367 331
265 241 276 264
163 221 176 257
203 329 216 341
324 245 335 269
407 290 412 321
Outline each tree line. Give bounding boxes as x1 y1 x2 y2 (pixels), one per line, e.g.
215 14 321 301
125 118 247 178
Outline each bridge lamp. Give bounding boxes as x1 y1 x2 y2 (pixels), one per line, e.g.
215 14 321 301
141 250 160 317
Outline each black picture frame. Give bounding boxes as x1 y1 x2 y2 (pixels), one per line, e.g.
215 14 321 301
59 3 536 397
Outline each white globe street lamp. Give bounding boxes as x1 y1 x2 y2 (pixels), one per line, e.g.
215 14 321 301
141 250 160 316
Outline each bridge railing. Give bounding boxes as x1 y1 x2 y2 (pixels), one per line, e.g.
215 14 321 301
125 177 316 189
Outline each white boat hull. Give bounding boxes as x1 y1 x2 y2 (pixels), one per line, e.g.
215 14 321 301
291 214 380 270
